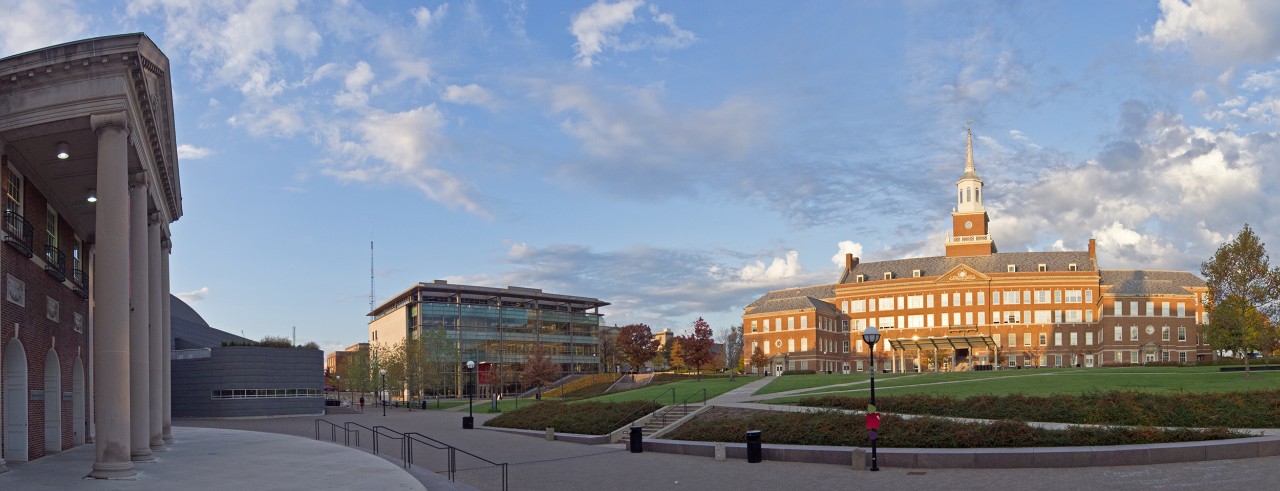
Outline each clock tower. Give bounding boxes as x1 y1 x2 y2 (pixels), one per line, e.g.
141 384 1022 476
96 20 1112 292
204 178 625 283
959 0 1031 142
945 129 996 257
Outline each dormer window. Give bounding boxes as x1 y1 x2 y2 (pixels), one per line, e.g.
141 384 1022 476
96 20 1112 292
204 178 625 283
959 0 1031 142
855 274 865 283
883 272 893 280
1007 265 1016 273
1037 264 1047 272
1068 263 1077 272
912 270 921 278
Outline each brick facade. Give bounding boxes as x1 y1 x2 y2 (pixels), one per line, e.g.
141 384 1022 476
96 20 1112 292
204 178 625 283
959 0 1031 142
743 133 1210 375
1 165 91 461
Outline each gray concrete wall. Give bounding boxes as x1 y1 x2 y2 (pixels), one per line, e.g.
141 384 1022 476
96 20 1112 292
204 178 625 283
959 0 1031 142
173 346 323 418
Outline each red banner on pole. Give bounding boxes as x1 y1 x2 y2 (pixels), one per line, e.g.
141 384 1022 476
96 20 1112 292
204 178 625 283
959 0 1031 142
866 413 881 430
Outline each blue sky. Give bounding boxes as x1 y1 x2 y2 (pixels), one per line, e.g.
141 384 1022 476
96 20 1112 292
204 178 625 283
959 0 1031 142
7 1 1279 352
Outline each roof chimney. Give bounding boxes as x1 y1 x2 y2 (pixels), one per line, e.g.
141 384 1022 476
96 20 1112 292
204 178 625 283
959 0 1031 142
845 253 859 271
1088 238 1096 261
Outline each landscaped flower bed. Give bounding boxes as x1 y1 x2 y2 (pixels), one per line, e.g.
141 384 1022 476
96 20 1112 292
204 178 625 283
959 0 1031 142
795 390 1280 428
664 407 1246 448
485 400 663 435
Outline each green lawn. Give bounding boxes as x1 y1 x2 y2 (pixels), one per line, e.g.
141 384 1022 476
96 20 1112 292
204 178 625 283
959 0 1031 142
583 375 757 404
753 372 915 395
761 367 1280 404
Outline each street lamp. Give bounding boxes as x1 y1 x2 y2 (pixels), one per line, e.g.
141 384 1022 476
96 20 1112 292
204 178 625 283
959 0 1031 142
463 360 476 429
379 368 387 417
335 375 341 407
861 325 881 472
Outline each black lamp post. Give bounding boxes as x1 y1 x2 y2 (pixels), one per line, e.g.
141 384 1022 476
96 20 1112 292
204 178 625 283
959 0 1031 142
379 368 387 417
862 325 881 472
336 375 341 407
463 360 476 429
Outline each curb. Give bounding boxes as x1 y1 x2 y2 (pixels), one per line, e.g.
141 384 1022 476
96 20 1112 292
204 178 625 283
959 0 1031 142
636 434 1280 469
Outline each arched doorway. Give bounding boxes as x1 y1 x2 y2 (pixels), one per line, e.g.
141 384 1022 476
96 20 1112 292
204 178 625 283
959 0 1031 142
44 349 62 453
72 358 85 446
3 339 28 462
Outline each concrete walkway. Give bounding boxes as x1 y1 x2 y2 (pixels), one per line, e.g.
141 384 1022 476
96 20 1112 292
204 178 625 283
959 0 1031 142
0 426 424 491
194 404 1280 490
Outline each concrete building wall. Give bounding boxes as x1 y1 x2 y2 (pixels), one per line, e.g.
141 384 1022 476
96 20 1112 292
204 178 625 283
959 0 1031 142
172 346 323 418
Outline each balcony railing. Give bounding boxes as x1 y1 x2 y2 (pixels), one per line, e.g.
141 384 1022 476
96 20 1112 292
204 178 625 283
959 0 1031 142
71 268 89 299
44 245 66 282
2 210 33 258
945 234 992 244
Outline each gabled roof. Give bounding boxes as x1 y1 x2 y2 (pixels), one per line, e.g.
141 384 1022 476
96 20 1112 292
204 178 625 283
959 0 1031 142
745 284 836 309
1101 270 1206 296
747 296 842 316
838 251 1095 284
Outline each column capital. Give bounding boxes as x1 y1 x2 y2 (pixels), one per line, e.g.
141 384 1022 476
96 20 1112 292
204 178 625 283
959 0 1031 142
90 111 130 135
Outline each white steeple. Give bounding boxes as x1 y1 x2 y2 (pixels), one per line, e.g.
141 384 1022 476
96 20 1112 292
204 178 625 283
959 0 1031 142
956 128 984 214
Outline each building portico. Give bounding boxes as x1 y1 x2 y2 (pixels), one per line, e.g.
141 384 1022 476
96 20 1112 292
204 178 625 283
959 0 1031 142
0 34 182 477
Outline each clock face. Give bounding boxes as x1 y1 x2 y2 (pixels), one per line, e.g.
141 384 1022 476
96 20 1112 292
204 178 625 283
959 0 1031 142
964 220 973 230
1145 326 1155 335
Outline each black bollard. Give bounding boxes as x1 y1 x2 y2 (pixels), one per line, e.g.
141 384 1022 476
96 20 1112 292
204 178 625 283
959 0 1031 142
746 430 762 463
629 426 644 453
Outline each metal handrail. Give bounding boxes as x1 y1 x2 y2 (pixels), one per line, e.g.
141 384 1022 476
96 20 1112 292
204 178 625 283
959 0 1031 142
71 268 88 297
314 419 358 446
372 425 406 462
343 421 373 449
43 244 66 280
680 388 707 414
3 210 33 258
613 387 676 429
316 420 508 491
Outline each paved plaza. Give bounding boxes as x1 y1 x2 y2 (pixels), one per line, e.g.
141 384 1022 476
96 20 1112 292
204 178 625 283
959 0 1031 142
5 377 1280 490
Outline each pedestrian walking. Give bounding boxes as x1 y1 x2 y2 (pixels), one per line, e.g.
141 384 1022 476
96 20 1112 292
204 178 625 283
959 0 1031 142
359 396 365 412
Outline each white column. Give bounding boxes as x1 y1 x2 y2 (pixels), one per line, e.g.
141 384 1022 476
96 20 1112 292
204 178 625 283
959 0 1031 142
161 239 173 444
0 139 6 475
89 111 136 479
147 217 164 451
87 245 96 443
128 177 152 463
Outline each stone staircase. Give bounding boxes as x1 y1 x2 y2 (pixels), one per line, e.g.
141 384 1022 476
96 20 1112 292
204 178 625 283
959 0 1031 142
617 403 705 445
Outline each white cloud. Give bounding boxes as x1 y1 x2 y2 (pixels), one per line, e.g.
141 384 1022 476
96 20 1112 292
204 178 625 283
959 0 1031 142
322 105 490 217
176 287 211 304
442 83 496 107
739 251 803 282
412 4 449 29
1144 0 1280 64
227 105 306 137
334 61 375 108
570 0 643 67
128 0 323 98
0 0 88 55
975 102 1278 272
177 144 214 160
830 241 864 269
450 243 827 330
546 83 764 193
569 0 696 68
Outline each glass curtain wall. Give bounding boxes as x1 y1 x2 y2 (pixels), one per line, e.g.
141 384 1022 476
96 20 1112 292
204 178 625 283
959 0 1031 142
417 296 602 397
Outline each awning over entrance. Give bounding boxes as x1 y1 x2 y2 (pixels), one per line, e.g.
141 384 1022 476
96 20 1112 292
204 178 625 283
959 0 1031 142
887 335 999 352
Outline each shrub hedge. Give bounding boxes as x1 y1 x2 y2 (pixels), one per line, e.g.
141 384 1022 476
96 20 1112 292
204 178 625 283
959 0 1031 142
484 400 663 435
665 407 1245 448
796 390 1280 428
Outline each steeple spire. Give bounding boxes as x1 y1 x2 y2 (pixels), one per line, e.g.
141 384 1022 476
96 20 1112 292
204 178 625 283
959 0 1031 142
965 128 975 173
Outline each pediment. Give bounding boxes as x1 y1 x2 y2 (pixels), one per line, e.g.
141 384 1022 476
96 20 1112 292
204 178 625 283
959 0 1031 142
936 264 990 283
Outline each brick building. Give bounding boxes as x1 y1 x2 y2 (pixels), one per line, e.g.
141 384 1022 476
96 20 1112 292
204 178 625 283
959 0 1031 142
743 131 1210 375
0 34 183 478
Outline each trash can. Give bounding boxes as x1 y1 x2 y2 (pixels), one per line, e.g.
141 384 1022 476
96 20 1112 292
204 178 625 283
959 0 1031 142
629 426 644 453
421 400 427 410
746 430 762 463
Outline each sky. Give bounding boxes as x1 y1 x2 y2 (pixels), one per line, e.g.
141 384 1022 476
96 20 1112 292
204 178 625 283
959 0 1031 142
5 1 1279 353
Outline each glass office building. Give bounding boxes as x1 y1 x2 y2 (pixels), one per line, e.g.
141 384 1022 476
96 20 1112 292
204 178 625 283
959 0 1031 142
369 280 608 395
